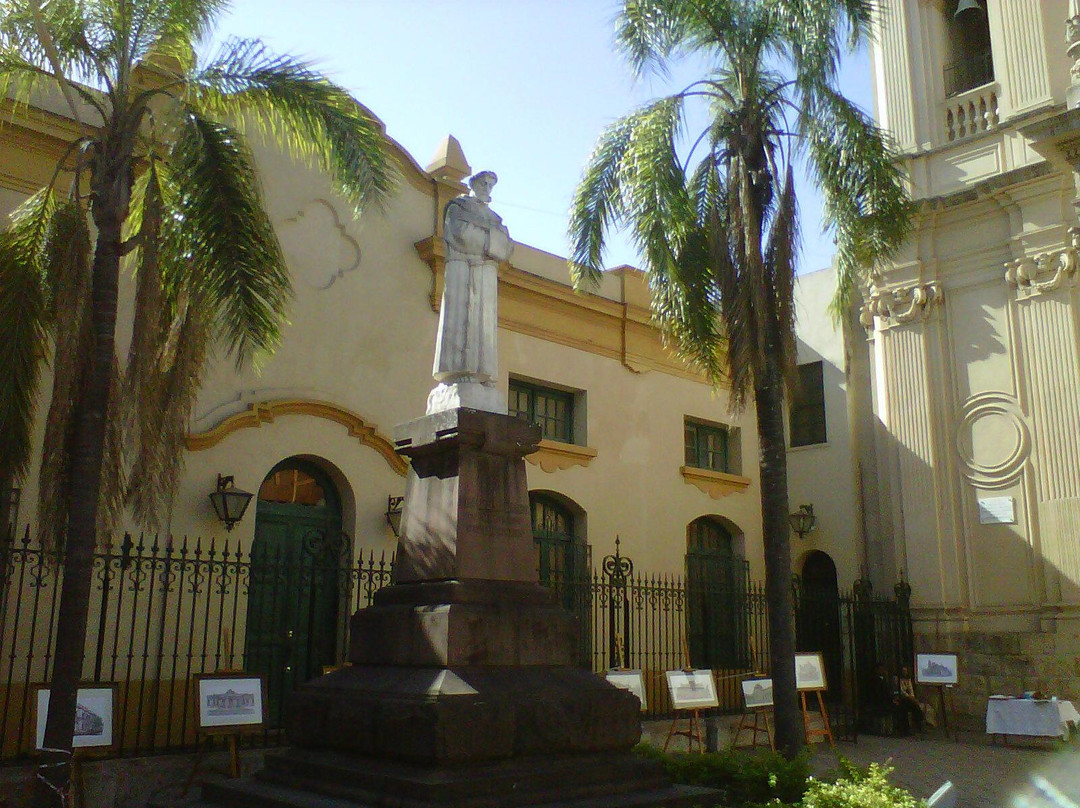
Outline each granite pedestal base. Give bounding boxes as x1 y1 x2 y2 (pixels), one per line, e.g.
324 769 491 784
182 406 720 807
198 748 719 808
284 664 640 764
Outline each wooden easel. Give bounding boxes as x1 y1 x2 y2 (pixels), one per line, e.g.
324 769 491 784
663 635 708 754
182 730 243 795
731 707 773 750
664 707 706 753
800 690 836 749
184 670 265 795
930 684 954 740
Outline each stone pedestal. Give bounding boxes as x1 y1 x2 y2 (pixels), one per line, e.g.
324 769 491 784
189 409 716 808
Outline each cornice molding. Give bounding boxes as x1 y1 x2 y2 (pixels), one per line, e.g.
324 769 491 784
1004 227 1080 299
185 399 407 476
525 439 598 473
679 466 751 499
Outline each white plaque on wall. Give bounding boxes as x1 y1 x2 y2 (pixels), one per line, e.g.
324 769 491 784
977 497 1015 524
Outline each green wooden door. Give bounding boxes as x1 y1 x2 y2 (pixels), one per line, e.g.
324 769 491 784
245 460 344 726
686 517 749 669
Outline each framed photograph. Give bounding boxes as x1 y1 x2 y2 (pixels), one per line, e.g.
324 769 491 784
194 673 266 734
605 670 647 711
915 653 958 685
741 678 774 709
795 652 827 691
665 669 719 710
35 683 117 751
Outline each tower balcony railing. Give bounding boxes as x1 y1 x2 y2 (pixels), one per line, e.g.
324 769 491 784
942 80 1000 144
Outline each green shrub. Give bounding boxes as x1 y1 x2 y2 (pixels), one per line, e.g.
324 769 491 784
634 744 809 806
800 760 924 808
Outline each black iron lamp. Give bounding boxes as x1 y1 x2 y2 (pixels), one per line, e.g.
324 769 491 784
209 475 253 531
954 0 984 19
385 495 405 537
788 504 816 538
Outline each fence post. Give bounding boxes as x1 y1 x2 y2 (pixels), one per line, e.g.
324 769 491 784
601 538 633 669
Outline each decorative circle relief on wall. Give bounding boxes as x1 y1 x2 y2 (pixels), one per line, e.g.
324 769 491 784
954 392 1030 489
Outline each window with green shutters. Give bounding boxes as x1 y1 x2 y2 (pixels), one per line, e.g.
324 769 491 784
684 419 731 473
509 379 575 443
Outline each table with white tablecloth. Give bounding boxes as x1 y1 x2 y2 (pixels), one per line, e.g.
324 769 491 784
985 698 1080 740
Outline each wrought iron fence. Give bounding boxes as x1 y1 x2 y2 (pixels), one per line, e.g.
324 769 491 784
0 527 911 762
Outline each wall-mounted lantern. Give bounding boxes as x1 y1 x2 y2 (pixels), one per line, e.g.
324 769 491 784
788 504 816 539
209 474 254 531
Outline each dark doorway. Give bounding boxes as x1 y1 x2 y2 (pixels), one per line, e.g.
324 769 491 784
798 550 842 701
245 458 345 726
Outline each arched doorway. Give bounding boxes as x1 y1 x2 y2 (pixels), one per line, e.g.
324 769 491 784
245 458 345 725
798 550 842 701
686 517 749 669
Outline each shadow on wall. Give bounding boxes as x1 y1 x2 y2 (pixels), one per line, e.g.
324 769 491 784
872 399 1080 723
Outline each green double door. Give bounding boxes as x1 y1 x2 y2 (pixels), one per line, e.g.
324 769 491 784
244 460 344 726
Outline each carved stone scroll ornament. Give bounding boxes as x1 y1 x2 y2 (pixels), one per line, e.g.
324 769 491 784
1004 227 1080 299
1068 4 1080 82
859 282 944 330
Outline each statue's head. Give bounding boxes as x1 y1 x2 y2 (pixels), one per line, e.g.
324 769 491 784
469 170 498 203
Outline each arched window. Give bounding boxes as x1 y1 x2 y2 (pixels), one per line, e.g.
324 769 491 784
942 1 994 97
530 493 591 667
531 493 584 586
686 517 749 669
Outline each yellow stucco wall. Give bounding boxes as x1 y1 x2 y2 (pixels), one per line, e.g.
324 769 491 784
0 98 764 581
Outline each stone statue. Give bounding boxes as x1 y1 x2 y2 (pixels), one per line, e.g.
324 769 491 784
427 170 513 414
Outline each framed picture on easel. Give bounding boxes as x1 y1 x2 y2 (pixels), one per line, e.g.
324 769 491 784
34 683 118 752
194 673 266 734
741 678 774 709
915 653 958 685
794 652 827 691
665 669 719 710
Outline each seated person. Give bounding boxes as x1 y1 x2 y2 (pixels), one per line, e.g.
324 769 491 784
895 665 925 733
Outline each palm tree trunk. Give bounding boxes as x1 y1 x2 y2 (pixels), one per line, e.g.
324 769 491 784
32 164 125 807
755 354 800 758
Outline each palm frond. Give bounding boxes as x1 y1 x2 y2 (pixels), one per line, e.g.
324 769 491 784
126 297 210 528
124 160 165 405
0 188 55 481
801 85 911 314
0 0 103 102
168 109 290 367
37 197 93 552
764 165 800 396
569 97 688 285
187 38 394 215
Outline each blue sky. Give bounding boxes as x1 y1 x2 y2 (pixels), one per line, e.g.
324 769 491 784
215 1 876 273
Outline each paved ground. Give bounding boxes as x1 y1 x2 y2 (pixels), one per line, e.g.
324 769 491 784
644 718 1080 807
806 732 1079 807
3 727 1077 808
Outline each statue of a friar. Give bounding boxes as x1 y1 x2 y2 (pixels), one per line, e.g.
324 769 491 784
427 170 513 415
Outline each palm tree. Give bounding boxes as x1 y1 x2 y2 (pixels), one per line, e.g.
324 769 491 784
570 0 909 757
0 1 393 799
